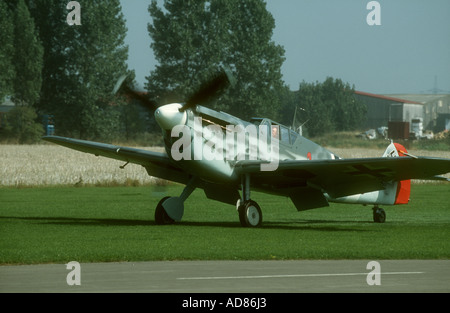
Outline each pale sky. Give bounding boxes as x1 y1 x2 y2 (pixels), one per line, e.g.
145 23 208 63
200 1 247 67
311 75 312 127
119 0 450 94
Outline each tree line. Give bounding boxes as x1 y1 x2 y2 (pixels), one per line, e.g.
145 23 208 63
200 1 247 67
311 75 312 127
0 0 366 144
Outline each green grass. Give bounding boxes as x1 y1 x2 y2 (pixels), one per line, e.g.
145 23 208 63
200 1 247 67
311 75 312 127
0 184 449 264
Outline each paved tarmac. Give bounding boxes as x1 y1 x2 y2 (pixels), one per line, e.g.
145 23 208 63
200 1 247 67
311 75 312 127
1 260 449 293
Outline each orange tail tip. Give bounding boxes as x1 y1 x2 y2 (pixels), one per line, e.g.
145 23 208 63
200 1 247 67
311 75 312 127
393 142 408 157
395 179 411 204
393 143 411 204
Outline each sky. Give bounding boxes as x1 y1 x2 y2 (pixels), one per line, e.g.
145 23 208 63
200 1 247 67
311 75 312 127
119 0 450 95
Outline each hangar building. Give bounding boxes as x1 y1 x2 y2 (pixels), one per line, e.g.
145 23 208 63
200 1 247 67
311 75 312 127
354 91 450 138
386 94 450 133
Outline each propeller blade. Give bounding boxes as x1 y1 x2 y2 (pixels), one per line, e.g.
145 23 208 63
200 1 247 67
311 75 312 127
113 75 158 111
112 74 129 95
180 66 235 112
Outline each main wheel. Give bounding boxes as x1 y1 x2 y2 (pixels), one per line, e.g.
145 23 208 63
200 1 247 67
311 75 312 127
155 197 175 225
373 207 386 223
238 200 262 227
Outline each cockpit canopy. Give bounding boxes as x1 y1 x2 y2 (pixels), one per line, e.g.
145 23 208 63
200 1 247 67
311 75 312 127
250 118 299 145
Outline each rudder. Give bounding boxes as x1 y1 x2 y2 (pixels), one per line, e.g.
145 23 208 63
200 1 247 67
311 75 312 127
382 142 411 205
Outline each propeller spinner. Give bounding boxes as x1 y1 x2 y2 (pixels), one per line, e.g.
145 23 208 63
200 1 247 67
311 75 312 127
113 66 235 130
154 103 187 130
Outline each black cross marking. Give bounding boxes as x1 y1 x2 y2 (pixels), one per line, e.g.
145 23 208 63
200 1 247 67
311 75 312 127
346 165 393 178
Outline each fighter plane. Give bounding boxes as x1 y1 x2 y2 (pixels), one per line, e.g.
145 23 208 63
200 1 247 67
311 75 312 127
43 68 450 227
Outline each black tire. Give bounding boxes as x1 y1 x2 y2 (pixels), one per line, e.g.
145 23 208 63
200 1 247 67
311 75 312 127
155 197 175 225
238 200 262 227
373 208 386 223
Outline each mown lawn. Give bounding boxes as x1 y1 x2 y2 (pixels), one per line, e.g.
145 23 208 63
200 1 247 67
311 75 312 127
0 184 449 264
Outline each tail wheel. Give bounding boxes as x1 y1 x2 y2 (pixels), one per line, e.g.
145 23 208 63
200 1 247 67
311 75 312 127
238 200 262 227
155 197 175 225
373 207 386 223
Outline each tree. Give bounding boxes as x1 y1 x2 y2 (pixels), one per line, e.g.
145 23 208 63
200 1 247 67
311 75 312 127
0 1 44 144
28 0 131 140
296 77 366 137
297 80 334 137
147 0 286 120
0 1 15 101
278 86 300 128
2 106 44 144
12 0 44 106
322 77 366 132
26 0 72 127
71 1 130 140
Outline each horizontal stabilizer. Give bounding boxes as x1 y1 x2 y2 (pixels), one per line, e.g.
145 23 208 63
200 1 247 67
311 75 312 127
429 175 450 182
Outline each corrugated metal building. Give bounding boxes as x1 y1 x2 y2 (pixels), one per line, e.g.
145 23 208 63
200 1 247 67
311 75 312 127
354 91 423 130
386 94 450 132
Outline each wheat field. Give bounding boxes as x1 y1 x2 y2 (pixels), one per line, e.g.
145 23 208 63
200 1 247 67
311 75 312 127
1 144 448 187
0 144 165 187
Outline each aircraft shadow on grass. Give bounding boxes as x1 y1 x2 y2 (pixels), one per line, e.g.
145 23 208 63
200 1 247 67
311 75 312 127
0 215 370 232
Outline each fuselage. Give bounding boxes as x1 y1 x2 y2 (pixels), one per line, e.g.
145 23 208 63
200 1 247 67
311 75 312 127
156 103 337 184
154 102 409 207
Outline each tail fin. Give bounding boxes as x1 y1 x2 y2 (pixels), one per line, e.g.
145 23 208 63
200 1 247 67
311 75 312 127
382 142 411 204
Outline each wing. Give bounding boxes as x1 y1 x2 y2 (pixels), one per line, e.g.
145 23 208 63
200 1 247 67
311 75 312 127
235 157 450 209
42 136 190 184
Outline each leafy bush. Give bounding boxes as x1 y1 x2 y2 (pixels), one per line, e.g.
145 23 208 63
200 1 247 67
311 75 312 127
1 106 44 144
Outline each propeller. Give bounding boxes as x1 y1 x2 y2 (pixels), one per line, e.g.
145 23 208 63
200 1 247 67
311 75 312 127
111 67 236 210
179 66 235 112
112 75 158 111
153 66 236 130
113 66 235 113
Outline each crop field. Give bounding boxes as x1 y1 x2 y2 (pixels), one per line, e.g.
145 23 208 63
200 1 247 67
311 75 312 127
0 144 165 187
0 144 449 264
1 144 449 187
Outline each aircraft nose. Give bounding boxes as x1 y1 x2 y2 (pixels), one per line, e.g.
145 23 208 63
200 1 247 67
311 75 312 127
154 103 188 130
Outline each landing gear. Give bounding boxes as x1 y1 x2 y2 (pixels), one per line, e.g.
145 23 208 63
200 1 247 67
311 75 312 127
238 200 263 227
155 197 174 225
237 174 263 227
373 206 386 223
154 177 197 225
